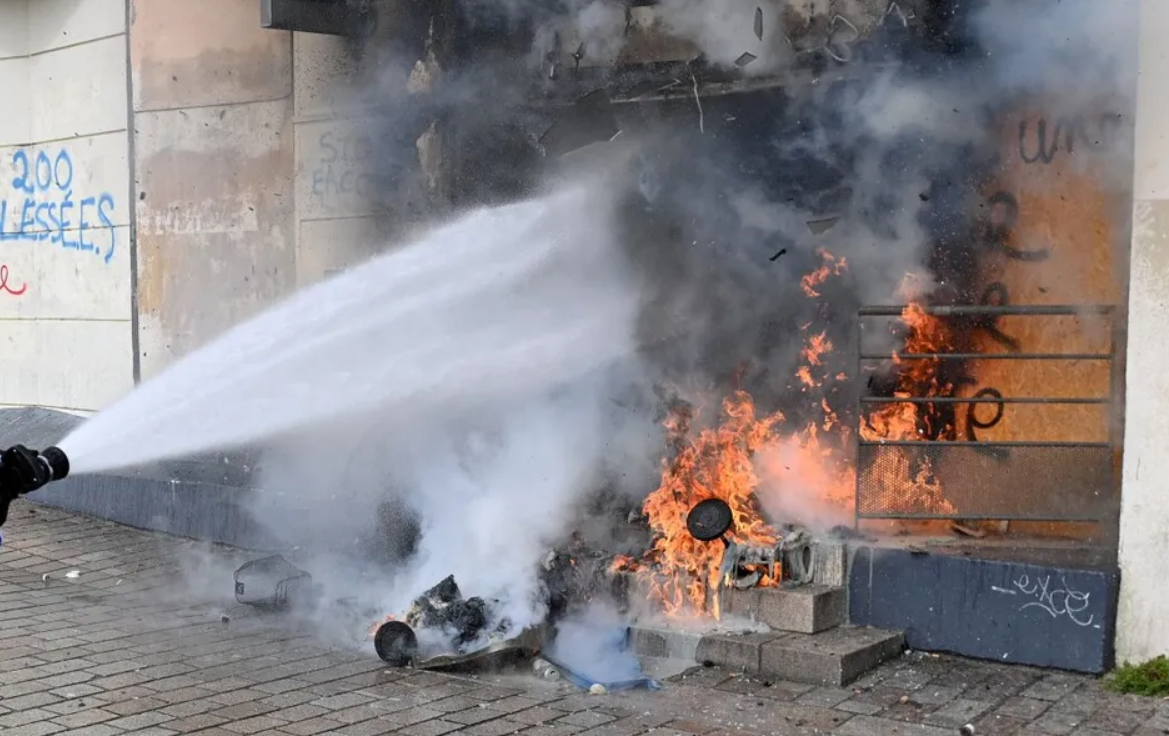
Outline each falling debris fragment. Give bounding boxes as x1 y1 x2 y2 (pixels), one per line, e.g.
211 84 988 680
735 52 757 67
769 247 787 262
806 216 840 235
754 7 763 40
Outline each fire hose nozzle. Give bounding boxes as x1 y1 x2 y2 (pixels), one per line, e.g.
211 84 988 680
0 444 69 529
0 444 70 498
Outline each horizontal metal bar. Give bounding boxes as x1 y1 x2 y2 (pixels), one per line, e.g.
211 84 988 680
859 304 1115 317
860 353 1112 361
861 397 1110 405
858 440 1111 448
855 513 1106 522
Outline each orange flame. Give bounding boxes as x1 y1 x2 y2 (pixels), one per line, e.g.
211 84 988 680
857 277 957 515
798 332 834 388
801 248 848 298
638 392 782 617
627 258 957 621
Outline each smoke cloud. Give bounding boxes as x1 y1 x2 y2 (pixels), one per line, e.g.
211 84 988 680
205 0 1139 647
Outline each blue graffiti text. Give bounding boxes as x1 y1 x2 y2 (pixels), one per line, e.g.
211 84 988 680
0 148 117 264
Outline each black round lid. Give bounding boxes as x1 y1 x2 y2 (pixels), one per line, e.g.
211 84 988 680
374 621 418 667
686 498 734 542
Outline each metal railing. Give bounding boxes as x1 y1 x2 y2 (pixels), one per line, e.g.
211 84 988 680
854 304 1116 523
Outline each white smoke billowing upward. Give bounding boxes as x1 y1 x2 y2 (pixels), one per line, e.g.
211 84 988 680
238 175 654 638
376 378 621 631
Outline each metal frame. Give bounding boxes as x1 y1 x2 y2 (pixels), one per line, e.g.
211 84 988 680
260 0 374 37
854 304 1117 523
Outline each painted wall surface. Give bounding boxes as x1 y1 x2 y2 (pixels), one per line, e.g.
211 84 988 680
1117 0 1169 664
130 0 298 379
0 0 133 413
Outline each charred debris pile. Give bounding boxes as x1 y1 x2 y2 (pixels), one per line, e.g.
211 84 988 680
231 488 835 687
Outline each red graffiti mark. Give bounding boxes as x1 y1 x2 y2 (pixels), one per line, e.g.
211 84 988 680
0 265 27 296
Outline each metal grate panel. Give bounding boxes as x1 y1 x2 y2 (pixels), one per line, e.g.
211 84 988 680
855 304 1117 523
856 442 1113 521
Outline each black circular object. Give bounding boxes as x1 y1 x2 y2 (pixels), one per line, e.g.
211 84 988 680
40 446 69 480
374 621 418 667
686 499 734 542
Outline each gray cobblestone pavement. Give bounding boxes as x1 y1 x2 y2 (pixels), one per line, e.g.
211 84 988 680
0 502 1165 736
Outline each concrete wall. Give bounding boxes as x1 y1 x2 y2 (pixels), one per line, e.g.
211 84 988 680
0 0 430 401
1117 0 1169 664
130 0 299 379
129 2 416 377
0 0 134 413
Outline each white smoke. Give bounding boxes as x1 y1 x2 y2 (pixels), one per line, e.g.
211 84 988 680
237 174 656 641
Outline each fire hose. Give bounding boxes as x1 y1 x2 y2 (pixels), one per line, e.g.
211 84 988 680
0 445 70 532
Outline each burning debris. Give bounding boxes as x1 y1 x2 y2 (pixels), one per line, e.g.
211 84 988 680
366 575 540 671
365 568 660 693
211 0 1132 689
232 241 1065 651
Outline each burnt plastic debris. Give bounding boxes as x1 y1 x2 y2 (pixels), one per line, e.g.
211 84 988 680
405 575 492 648
233 555 313 610
374 621 418 667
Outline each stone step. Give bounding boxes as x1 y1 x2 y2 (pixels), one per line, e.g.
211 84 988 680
758 627 905 686
630 624 904 687
721 584 847 634
628 624 704 661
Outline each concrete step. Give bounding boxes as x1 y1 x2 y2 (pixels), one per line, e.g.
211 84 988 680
722 584 846 634
630 623 904 687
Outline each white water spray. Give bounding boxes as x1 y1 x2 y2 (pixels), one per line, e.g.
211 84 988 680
59 183 640 474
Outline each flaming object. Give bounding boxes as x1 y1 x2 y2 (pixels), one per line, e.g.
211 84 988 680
623 257 961 619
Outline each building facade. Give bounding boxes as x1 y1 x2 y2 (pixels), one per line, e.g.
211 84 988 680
0 0 1166 664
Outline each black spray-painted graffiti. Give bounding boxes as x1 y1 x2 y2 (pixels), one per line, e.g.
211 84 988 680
955 182 1060 455
1018 113 1126 166
975 282 1021 352
993 574 1098 628
984 191 1050 262
311 129 376 201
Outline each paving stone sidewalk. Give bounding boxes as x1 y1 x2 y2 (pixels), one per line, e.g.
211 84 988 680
0 502 1164 736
